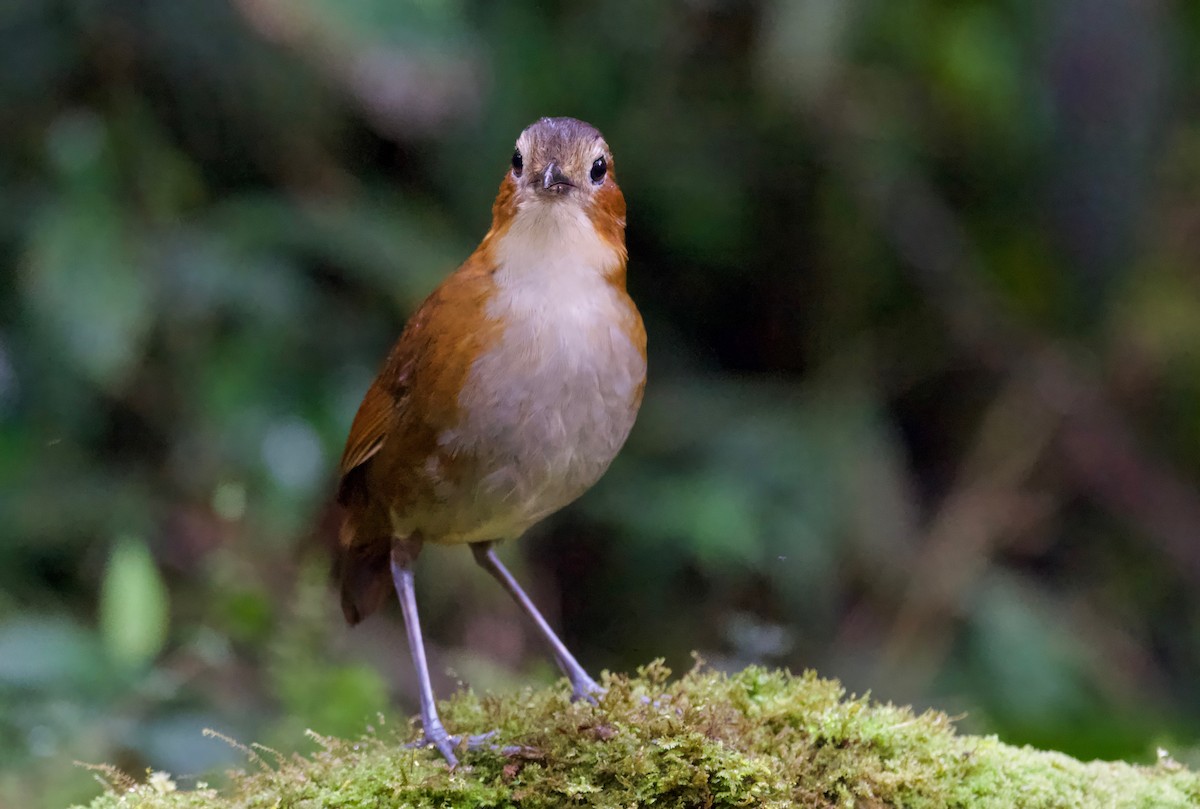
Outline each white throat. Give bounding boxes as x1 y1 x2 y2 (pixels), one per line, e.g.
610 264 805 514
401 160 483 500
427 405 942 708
492 200 621 306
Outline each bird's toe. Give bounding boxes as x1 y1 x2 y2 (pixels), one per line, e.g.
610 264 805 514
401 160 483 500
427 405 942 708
407 729 499 766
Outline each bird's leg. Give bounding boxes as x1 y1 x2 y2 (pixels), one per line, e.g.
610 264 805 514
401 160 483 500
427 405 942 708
470 542 601 701
390 538 459 767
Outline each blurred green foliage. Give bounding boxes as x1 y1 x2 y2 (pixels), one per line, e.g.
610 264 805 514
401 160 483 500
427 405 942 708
99 536 169 669
2 0 1200 805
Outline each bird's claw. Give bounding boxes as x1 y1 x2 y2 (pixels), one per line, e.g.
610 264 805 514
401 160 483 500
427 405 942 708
571 677 605 704
407 729 498 767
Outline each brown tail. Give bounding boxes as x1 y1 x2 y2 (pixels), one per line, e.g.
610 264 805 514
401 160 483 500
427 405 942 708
333 516 393 625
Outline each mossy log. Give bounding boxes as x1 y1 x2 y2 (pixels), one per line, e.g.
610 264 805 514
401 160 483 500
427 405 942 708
76 663 1198 808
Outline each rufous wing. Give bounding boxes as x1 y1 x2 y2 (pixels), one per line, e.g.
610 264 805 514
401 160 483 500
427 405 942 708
337 380 392 491
333 247 500 624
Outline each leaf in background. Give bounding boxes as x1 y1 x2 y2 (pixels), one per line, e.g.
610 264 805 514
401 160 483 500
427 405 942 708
756 0 858 106
0 617 103 689
965 574 1097 727
136 711 246 775
206 194 463 305
22 203 152 390
99 536 169 670
21 114 153 391
267 557 390 739
936 6 1023 129
230 0 478 136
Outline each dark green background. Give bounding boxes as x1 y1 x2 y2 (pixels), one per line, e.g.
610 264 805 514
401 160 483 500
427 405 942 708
3 1 1200 805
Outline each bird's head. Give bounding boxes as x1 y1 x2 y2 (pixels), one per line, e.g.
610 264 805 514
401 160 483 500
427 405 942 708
489 117 626 258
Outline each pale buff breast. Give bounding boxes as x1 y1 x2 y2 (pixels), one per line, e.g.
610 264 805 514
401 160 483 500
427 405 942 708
392 201 645 544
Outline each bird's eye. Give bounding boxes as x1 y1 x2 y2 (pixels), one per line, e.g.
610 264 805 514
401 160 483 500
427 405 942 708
590 156 607 184
511 150 523 176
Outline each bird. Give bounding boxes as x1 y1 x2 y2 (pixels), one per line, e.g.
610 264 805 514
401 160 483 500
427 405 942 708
333 116 646 767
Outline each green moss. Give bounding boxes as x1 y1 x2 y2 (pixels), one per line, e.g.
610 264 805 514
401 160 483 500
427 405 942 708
75 663 1199 808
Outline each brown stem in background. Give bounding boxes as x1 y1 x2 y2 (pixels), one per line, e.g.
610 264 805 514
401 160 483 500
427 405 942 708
815 111 1200 687
881 371 1058 678
856 162 1200 585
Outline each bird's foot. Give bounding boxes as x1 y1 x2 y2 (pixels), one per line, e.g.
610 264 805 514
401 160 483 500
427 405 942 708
407 729 498 767
570 674 605 704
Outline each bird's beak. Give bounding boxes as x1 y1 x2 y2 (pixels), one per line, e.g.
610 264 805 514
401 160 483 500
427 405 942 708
541 161 574 194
